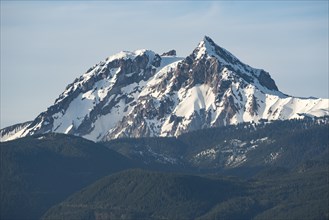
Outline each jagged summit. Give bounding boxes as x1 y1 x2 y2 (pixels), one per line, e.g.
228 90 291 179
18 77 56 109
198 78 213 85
203 35 213 42
1 36 328 142
194 36 236 61
192 36 279 92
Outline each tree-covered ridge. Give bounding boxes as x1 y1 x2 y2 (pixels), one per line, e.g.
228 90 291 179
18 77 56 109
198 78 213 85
1 117 328 220
0 133 138 220
43 164 328 220
103 117 329 172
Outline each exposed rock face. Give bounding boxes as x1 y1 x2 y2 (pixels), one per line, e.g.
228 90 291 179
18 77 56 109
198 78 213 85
161 50 177 56
258 70 278 91
1 36 328 142
17 50 165 141
102 37 327 140
0 121 32 141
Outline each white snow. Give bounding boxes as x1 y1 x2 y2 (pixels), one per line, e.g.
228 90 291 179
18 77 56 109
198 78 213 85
37 136 46 140
226 154 247 167
64 124 74 134
195 148 217 160
160 118 175 137
0 122 31 142
106 49 156 64
121 80 147 99
140 59 182 98
83 99 126 141
175 84 216 117
52 92 95 133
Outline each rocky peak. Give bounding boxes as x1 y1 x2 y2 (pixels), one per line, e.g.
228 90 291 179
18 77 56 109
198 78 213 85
191 36 279 92
194 36 229 60
161 50 176 56
1 36 327 143
19 49 163 139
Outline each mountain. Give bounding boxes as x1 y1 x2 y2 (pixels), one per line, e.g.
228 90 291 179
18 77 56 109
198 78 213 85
102 117 329 174
0 133 139 220
1 119 328 220
42 166 329 220
1 36 328 142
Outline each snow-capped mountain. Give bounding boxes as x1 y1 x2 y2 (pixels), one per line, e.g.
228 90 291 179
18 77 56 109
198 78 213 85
1 36 328 142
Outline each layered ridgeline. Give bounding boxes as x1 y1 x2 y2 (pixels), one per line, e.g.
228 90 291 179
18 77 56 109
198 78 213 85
1 36 328 142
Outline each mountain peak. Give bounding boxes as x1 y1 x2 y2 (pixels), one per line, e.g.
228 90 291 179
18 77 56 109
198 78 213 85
195 36 215 59
195 35 234 62
202 35 217 48
1 36 328 142
203 35 213 42
192 36 280 92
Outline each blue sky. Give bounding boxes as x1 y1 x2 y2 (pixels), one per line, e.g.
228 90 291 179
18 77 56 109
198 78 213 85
1 1 328 128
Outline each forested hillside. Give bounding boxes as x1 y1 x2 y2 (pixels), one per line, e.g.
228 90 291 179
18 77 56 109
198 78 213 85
1 118 328 219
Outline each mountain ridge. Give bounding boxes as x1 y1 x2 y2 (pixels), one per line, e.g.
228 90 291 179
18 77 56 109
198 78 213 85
0 133 139 220
42 165 329 220
1 117 328 220
1 36 328 142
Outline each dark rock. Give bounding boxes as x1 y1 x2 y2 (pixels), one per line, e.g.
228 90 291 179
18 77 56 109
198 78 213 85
257 70 278 91
161 50 176 56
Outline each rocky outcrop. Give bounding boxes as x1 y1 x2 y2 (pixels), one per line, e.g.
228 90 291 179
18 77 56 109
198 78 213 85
161 50 176 56
0 121 32 142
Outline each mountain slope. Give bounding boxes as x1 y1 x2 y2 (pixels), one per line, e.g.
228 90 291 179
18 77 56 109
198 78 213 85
42 165 329 220
1 120 328 220
42 169 245 220
1 36 328 142
103 117 329 173
0 133 138 220
106 36 328 139
0 121 32 141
